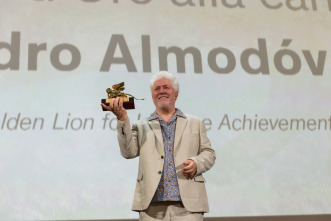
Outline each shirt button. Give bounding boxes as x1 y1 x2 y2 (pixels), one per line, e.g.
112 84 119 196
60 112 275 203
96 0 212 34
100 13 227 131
158 171 162 174
161 156 164 159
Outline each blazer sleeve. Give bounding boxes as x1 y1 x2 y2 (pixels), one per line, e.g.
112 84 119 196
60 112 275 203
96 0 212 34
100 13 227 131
190 119 216 176
116 118 140 159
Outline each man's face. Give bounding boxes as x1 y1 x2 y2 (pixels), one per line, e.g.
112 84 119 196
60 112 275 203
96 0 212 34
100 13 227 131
152 78 178 111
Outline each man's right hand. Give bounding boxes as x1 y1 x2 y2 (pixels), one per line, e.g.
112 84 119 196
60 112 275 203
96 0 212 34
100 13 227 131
101 97 128 122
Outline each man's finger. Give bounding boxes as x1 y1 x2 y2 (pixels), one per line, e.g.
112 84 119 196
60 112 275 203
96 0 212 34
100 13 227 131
183 160 190 165
101 103 111 111
182 167 193 174
182 169 194 179
181 170 190 178
109 98 115 110
101 103 108 109
184 167 194 173
182 166 192 172
182 160 197 178
113 97 120 110
185 170 194 176
182 161 193 170
118 97 124 110
182 171 193 179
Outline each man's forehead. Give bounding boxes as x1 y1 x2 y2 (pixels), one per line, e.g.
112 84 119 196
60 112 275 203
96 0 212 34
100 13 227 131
153 79 172 87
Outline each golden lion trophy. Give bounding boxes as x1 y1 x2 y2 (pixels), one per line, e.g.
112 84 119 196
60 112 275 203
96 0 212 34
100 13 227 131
101 82 144 111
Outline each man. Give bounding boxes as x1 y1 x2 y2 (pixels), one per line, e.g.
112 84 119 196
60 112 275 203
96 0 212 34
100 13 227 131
101 71 215 220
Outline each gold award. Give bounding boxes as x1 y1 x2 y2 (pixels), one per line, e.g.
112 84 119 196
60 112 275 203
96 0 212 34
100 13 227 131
101 82 144 111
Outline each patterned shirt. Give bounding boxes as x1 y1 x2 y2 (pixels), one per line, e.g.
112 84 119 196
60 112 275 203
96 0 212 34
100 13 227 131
150 109 186 202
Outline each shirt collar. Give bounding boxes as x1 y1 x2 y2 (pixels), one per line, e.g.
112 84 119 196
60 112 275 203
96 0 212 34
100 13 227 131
148 108 186 121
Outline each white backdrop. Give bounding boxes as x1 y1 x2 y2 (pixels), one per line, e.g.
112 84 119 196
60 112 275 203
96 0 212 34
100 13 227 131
1 0 331 220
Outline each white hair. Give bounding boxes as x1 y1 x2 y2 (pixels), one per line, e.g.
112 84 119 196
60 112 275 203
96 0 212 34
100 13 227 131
150 71 179 93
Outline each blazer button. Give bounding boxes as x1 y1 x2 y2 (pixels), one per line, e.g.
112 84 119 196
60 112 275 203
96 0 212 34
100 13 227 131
161 156 164 159
158 171 162 174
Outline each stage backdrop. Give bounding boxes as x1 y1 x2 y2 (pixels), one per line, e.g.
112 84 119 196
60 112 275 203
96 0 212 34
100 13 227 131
1 0 331 220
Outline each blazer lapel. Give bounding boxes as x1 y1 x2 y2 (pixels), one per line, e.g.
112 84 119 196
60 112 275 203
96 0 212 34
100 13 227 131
148 119 164 150
174 117 188 151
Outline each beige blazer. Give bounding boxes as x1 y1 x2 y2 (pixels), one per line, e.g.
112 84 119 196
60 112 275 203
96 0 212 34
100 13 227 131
116 114 216 212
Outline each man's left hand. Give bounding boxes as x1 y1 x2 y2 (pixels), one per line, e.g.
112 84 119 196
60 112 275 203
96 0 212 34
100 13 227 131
181 160 197 179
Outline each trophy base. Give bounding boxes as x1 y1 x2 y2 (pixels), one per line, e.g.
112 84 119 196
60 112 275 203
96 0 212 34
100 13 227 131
101 97 135 111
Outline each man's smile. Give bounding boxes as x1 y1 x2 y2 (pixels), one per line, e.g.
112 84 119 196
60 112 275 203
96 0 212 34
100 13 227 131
158 94 169 99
